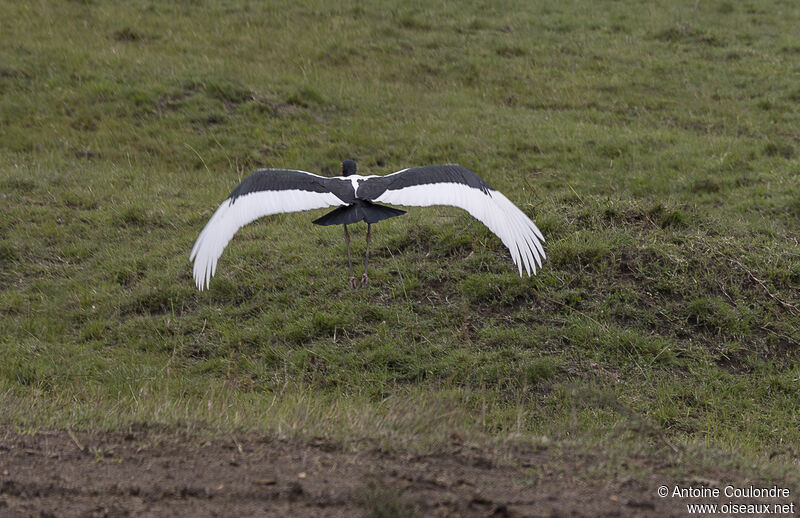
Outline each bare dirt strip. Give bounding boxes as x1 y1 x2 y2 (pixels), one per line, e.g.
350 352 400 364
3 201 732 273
0 427 792 517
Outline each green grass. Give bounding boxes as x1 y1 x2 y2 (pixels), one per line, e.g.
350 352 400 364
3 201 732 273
1 0 799 482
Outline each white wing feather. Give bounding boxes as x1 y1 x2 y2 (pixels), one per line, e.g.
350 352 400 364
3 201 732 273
374 183 545 276
190 190 344 290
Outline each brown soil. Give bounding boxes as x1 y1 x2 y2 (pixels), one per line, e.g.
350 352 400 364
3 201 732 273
0 427 790 517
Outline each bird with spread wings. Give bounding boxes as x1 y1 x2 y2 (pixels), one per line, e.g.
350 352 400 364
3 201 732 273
191 160 545 290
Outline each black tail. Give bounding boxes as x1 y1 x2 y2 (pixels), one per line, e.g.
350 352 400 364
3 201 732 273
313 200 406 226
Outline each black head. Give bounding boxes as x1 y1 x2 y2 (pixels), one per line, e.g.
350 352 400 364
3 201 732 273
341 159 357 177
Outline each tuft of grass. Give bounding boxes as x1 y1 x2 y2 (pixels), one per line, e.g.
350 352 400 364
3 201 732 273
762 141 796 159
112 27 144 42
654 23 724 47
648 204 689 229
495 43 527 57
204 78 253 105
286 85 327 108
0 241 17 264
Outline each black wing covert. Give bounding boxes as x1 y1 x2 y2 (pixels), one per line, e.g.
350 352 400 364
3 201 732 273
230 169 356 204
356 164 491 200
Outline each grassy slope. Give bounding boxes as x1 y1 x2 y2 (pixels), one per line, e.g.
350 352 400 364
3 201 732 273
1 0 798 480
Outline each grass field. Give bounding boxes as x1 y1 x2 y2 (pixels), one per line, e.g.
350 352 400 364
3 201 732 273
1 0 799 502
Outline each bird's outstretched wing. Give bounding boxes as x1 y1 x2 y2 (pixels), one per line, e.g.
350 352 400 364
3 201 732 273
190 169 350 290
357 164 545 276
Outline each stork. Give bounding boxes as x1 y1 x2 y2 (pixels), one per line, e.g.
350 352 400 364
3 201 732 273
191 160 545 290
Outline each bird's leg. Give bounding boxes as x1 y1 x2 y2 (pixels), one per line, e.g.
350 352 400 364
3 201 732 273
344 224 356 290
362 223 371 287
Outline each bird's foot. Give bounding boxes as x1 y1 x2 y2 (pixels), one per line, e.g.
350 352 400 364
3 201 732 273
361 273 369 287
349 276 357 290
